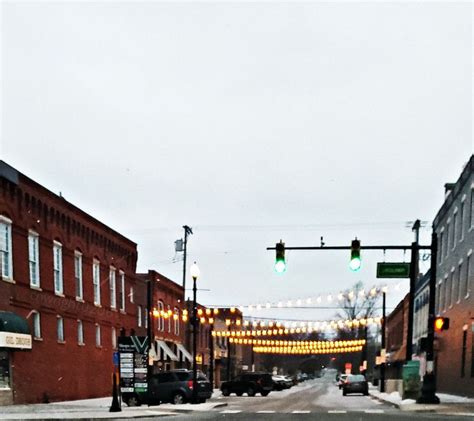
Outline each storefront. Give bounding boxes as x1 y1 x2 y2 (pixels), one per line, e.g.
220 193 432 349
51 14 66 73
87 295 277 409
0 312 32 405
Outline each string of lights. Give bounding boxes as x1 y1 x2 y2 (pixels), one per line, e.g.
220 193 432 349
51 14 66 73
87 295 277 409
252 346 364 355
208 282 404 314
228 338 366 347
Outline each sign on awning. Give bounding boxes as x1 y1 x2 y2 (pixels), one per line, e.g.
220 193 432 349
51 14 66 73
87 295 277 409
0 332 32 349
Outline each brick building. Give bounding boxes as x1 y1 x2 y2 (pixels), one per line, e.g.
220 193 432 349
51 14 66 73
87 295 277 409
0 161 142 404
136 270 191 371
433 155 473 397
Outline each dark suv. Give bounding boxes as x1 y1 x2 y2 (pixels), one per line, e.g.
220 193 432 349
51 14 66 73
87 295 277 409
220 372 273 397
123 370 212 406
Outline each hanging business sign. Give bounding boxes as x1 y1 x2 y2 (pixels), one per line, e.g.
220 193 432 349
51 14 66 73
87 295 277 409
0 332 32 349
118 336 149 394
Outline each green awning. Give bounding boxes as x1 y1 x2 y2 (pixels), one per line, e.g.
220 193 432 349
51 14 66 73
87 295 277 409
0 312 30 334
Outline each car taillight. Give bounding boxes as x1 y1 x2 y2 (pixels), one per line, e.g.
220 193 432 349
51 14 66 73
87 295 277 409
187 380 193 389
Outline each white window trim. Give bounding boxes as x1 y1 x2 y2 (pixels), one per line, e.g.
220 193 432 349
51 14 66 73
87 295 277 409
174 307 179 336
119 271 125 312
74 251 83 300
57 315 65 343
93 259 101 306
452 210 458 250
95 324 101 348
130 287 134 304
158 301 164 331
465 250 472 299
137 305 142 327
109 267 117 309
32 311 41 340
28 231 40 288
449 267 455 309
77 320 84 345
0 215 14 281
53 241 63 295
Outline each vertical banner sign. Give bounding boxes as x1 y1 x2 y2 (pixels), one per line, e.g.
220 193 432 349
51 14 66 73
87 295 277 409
118 336 149 394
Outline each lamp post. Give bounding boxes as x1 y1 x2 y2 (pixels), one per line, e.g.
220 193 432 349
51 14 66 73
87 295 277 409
190 262 200 404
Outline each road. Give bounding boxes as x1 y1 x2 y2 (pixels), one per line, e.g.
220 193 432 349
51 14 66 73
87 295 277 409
169 372 473 420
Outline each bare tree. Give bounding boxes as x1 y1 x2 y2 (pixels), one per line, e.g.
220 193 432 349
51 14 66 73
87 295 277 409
335 281 380 320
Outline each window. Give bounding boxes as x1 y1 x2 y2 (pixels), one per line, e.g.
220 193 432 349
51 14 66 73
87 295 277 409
168 306 171 333
137 305 142 327
109 267 116 309
112 327 117 349
119 271 125 311
445 223 450 257
130 287 134 303
457 262 463 303
95 324 101 347
443 276 449 311
439 231 444 263
470 189 474 229
32 312 41 339
77 320 84 345
144 307 148 329
28 231 40 287
460 200 465 241
450 269 456 307
57 316 64 342
158 301 164 331
0 216 13 280
93 260 101 305
53 242 63 295
452 211 458 249
174 307 179 335
435 281 441 314
464 253 471 298
471 322 474 377
74 251 83 300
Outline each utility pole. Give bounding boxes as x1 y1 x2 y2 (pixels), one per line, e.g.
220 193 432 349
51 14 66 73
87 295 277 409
417 232 440 404
407 220 421 361
380 291 386 393
182 225 193 296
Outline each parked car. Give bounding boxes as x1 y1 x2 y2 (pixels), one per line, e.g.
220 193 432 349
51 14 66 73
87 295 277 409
341 374 369 396
272 375 292 391
337 374 348 389
123 369 212 406
221 372 273 397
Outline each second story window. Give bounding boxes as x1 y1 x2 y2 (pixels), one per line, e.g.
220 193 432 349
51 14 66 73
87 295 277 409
57 316 64 342
174 307 179 335
119 271 125 311
109 267 116 309
93 260 101 306
28 231 40 288
32 311 41 339
0 216 13 280
158 301 164 331
53 242 63 295
77 320 84 345
137 305 142 327
74 251 83 300
95 324 101 347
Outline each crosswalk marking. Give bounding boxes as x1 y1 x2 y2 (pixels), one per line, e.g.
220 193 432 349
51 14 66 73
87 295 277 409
220 410 242 414
328 410 347 413
292 410 311 414
365 409 384 413
257 410 275 413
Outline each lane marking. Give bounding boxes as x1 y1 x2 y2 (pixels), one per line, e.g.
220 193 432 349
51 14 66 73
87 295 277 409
220 410 242 414
257 410 275 413
292 410 311 413
328 410 347 413
365 409 384 413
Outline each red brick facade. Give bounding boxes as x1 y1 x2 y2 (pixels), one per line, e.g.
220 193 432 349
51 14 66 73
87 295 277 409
0 161 142 404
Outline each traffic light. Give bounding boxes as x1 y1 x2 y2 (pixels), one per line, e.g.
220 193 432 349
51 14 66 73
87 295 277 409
433 317 449 332
349 238 361 271
275 240 286 273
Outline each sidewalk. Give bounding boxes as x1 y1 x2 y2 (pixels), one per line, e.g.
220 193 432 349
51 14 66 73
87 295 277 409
0 396 228 420
369 385 474 416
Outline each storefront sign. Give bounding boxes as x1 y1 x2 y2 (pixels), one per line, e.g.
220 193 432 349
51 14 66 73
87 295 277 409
0 332 32 349
118 336 149 394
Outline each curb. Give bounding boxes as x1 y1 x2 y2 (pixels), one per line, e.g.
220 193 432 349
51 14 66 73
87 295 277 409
161 402 228 414
368 391 401 409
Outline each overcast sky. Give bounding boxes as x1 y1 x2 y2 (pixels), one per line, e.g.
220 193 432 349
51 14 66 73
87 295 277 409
1 1 472 321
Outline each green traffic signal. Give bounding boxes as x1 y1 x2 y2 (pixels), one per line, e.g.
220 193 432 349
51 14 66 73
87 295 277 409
350 239 361 271
275 240 286 273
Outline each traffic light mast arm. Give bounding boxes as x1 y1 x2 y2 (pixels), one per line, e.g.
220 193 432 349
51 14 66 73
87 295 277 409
266 245 432 251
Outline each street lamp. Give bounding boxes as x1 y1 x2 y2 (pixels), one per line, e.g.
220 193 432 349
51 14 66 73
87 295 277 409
190 262 200 404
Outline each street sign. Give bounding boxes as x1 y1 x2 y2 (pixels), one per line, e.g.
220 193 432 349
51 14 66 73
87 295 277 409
118 336 150 394
376 262 410 278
